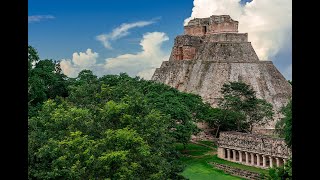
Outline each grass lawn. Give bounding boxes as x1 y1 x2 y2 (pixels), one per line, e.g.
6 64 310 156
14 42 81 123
196 140 218 148
180 155 245 180
176 142 268 180
176 143 212 156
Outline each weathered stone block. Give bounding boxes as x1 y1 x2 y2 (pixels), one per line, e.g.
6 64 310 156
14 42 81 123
185 15 238 36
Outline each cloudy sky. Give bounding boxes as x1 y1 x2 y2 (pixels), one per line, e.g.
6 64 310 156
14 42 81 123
29 0 291 80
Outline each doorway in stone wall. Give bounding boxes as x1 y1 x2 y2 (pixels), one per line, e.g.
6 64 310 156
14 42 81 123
203 26 207 34
179 47 183 60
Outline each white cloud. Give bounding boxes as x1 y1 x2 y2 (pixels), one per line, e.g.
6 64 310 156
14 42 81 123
104 32 169 79
72 49 98 67
28 15 55 23
60 60 78 78
61 32 169 80
60 49 99 78
96 19 157 49
184 0 292 60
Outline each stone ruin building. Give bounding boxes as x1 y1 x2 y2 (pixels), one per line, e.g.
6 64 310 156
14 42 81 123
151 15 292 135
217 131 291 168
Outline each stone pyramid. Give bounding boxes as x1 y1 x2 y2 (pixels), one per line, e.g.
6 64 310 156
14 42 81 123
151 15 292 135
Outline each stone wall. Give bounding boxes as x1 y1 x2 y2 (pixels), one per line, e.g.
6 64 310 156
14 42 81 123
174 35 203 46
185 26 207 36
152 60 291 130
205 33 248 42
194 42 260 62
218 131 291 158
211 162 266 180
172 46 197 60
185 15 238 36
207 22 238 34
186 17 211 26
173 33 248 46
169 34 256 62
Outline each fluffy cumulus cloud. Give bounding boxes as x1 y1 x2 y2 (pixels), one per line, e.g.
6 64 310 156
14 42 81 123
72 49 98 67
104 32 169 79
28 15 55 23
96 19 157 49
184 0 292 61
60 49 100 78
61 32 169 80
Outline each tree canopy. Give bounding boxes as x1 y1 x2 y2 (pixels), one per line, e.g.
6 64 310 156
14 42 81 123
217 81 274 133
276 99 292 148
28 46 69 117
28 46 214 179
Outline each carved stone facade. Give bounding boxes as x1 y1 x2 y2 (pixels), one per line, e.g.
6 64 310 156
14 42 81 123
151 15 292 135
184 15 238 36
217 131 291 169
173 46 197 60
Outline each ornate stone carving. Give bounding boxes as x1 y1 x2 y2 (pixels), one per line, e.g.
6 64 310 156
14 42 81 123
218 131 291 159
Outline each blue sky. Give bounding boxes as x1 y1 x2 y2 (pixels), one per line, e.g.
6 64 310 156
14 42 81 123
28 0 192 60
28 0 291 80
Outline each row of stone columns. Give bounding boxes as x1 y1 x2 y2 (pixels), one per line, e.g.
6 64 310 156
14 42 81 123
224 148 285 168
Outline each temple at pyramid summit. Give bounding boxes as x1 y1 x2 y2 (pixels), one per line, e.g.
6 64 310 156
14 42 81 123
151 15 292 136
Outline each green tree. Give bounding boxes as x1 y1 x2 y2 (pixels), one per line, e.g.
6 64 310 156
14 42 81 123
218 82 274 133
246 99 274 133
28 46 69 117
29 72 200 179
28 45 39 74
28 98 183 179
30 128 152 179
97 73 205 149
204 107 245 138
145 90 199 149
67 69 100 108
275 99 292 148
270 98 292 180
268 159 292 180
29 61 209 179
